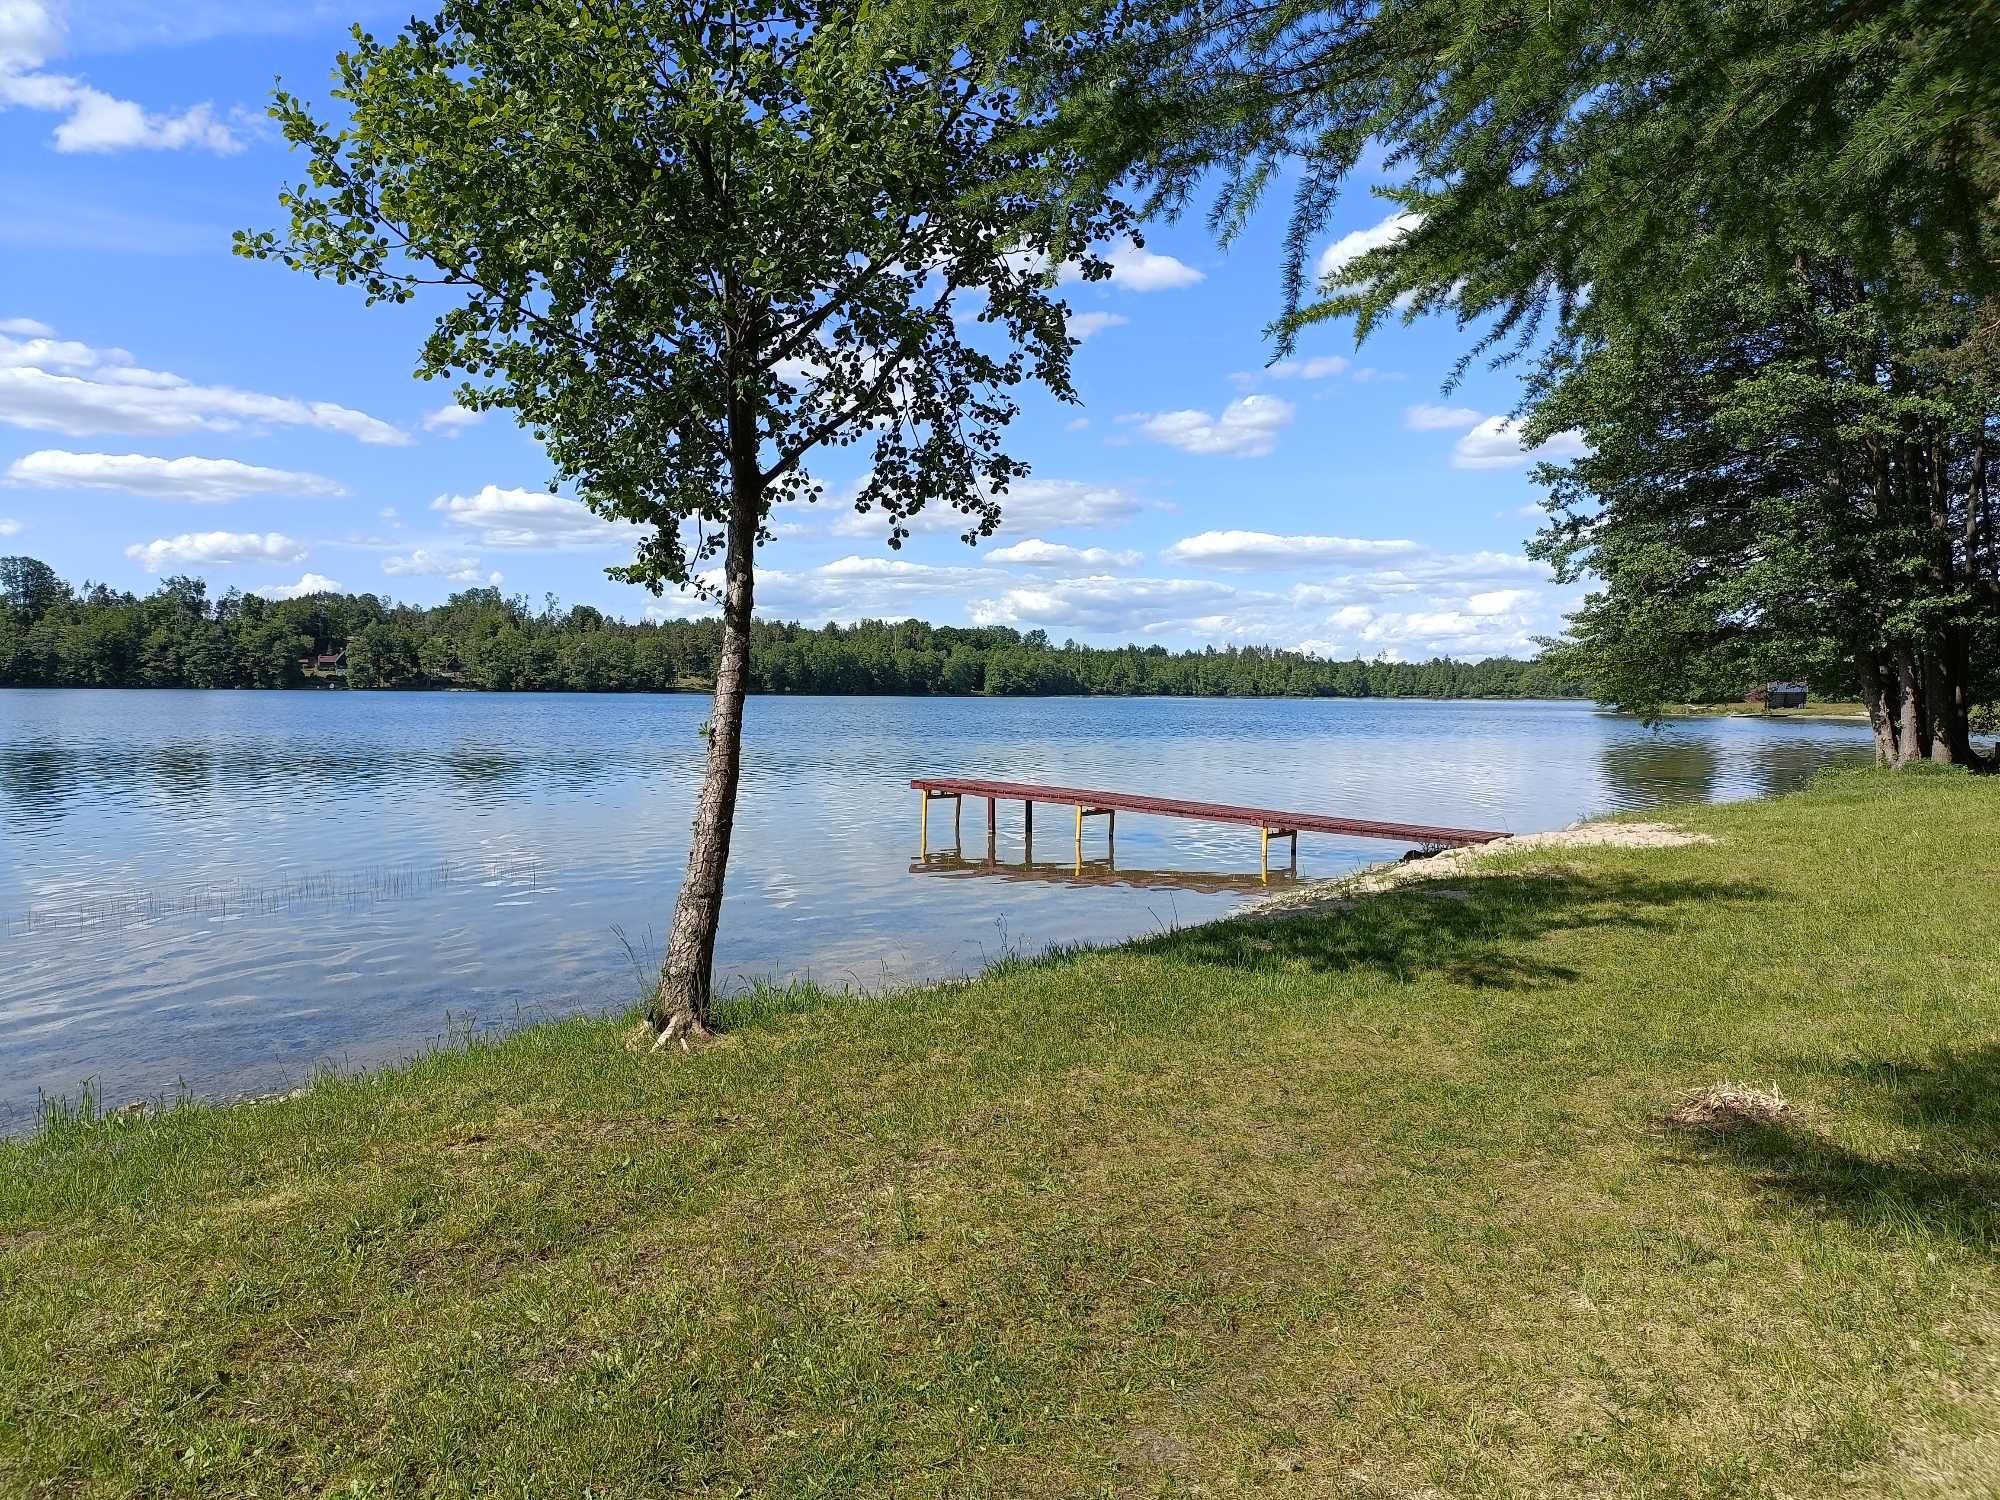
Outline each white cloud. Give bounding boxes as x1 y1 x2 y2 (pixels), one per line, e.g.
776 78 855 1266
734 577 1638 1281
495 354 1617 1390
1317 211 1422 283
0 327 408 445
1066 311 1128 342
432 485 642 550
968 576 1236 633
0 317 53 337
985 538 1142 569
653 539 1573 657
1268 355 1349 380
829 477 1145 538
1404 402 1484 431
422 402 485 436
0 517 21 536
1466 588 1534 616
0 1 241 154
254 572 343 601
1161 530 1420 570
1133 395 1294 458
1064 416 1089 432
125 530 307 571
1098 239 1203 291
383 548 491 584
1451 416 1588 471
6 449 346 501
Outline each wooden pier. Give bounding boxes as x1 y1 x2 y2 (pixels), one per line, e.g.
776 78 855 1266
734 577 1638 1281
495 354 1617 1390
912 776 1507 879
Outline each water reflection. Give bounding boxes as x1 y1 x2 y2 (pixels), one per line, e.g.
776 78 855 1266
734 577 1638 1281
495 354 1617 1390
0 690 1877 1125
1597 735 1723 807
910 849 1301 895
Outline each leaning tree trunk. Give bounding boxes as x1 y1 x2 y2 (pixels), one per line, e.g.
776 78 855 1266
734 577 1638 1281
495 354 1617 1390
650 426 761 1046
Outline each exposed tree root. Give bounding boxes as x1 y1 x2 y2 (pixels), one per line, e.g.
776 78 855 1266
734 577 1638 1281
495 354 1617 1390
647 1008 714 1056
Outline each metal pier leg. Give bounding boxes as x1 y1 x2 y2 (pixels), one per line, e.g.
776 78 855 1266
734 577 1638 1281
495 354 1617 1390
986 796 996 864
1107 808 1115 863
953 793 961 842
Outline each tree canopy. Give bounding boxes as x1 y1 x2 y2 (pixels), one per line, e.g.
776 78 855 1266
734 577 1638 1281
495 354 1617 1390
237 0 1143 1037
971 0 2000 763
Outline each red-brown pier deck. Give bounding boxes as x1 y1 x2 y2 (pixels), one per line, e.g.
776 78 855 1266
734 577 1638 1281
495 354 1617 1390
911 775 1507 878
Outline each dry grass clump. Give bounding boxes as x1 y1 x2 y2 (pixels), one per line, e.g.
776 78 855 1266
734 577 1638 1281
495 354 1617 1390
1665 1081 1790 1130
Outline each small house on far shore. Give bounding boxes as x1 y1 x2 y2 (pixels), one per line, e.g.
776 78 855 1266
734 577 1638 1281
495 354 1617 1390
297 649 348 679
1749 680 1809 708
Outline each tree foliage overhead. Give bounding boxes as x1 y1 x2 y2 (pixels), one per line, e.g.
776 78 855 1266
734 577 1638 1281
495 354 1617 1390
1020 0 1998 365
978 0 2000 763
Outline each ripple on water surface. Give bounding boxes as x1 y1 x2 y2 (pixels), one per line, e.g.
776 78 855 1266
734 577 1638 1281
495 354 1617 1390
0 690 1875 1125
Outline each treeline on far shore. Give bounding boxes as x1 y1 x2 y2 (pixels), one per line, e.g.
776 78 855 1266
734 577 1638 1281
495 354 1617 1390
0 558 1587 700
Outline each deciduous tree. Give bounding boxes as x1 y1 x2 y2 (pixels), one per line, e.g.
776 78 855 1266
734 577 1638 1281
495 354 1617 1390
239 0 1128 1042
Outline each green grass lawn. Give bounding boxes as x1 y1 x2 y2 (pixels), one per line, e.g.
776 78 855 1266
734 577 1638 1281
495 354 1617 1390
5 768 1999 1498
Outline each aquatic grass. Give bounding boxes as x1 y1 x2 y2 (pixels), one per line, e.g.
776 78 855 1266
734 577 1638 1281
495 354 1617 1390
4 768 2000 1497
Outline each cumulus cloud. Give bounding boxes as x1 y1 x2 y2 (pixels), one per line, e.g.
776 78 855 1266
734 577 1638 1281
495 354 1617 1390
124 530 306 571
1066 311 1128 342
6 449 346 501
1096 239 1203 291
422 402 485 436
985 538 1142 569
828 477 1146 538
0 1 241 154
0 326 408 444
1018 237 1203 293
254 572 343 601
1466 588 1534 615
1268 355 1349 380
1451 415 1588 470
431 485 642 550
1404 402 1484 431
0 317 53 337
383 548 496 584
1317 211 1422 283
0 517 21 536
1133 395 1294 458
1161 530 1420 570
967 576 1236 633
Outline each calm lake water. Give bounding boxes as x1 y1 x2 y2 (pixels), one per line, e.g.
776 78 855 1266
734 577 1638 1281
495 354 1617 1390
0 690 1876 1125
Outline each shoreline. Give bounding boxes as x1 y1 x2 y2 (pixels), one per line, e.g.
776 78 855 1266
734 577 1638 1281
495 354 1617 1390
8 767 2000 1494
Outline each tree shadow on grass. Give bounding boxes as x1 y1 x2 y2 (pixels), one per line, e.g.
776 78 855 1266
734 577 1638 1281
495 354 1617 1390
1666 1046 2000 1255
1112 870 1772 991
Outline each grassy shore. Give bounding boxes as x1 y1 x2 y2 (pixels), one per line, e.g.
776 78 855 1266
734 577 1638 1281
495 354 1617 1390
5 769 1999 1497
1655 699 1870 721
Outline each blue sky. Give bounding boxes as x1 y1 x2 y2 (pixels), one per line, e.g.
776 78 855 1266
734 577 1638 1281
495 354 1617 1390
0 0 1585 659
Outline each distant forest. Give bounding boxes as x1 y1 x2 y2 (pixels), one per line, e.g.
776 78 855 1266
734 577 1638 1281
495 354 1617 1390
0 557 1587 699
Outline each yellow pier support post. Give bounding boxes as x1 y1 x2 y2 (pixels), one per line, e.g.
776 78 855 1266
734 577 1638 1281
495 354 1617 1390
920 789 928 853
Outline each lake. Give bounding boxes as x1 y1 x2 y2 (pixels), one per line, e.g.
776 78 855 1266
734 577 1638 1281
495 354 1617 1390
0 690 1876 1126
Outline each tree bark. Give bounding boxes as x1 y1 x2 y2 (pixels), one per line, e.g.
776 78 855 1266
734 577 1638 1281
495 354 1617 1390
650 394 761 1046
1856 645 1897 765
1893 645 1926 766
1923 643 1958 763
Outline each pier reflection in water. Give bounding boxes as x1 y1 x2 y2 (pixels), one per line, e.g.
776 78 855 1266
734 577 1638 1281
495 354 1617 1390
910 835 1301 894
